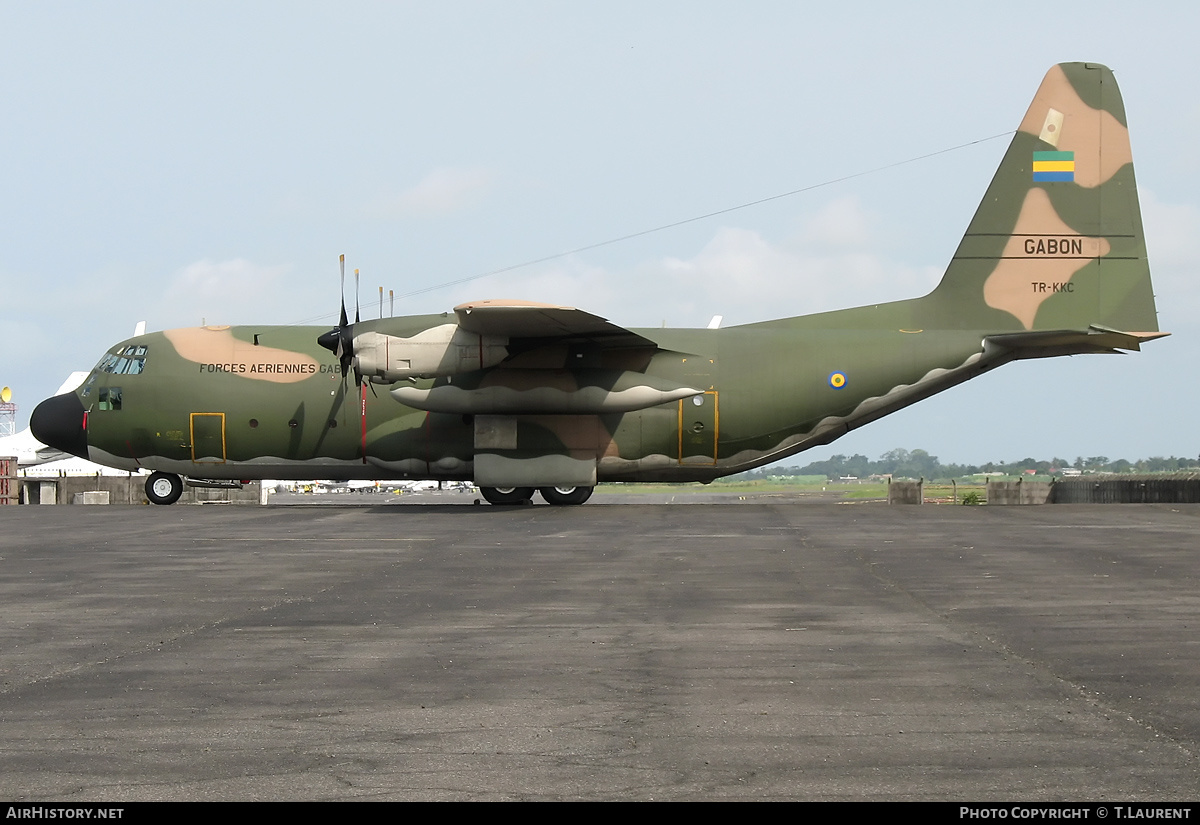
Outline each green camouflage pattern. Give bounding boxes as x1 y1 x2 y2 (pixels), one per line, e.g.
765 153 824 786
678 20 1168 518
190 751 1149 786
41 63 1166 501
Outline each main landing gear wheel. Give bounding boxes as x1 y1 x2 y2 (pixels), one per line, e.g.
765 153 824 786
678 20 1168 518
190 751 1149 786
145 471 184 505
539 486 594 506
479 486 535 505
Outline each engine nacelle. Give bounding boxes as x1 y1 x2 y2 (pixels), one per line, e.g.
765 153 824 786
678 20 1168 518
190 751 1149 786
353 324 508 382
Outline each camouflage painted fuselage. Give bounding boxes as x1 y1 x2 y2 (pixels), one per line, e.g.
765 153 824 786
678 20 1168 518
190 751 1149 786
78 312 1000 483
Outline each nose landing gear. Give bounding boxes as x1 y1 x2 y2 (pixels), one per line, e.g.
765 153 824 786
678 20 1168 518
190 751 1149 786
145 471 184 505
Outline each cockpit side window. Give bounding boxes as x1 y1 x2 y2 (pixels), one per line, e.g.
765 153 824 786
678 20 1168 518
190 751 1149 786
98 387 122 411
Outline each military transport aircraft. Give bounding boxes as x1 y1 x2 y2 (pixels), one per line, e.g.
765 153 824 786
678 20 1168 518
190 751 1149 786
31 63 1165 505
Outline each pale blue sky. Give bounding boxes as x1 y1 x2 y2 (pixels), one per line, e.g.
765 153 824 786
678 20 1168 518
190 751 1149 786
2 1 1197 465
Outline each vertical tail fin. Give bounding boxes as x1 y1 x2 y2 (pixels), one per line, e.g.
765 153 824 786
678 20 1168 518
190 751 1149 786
926 62 1159 334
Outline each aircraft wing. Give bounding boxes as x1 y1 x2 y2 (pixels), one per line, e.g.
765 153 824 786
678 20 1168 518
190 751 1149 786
454 300 657 348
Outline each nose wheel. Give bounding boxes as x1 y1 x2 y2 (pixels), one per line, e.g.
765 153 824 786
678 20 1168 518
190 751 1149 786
145 472 184 505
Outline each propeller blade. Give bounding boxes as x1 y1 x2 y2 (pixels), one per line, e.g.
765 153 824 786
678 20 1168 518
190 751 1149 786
317 254 357 383
339 254 348 329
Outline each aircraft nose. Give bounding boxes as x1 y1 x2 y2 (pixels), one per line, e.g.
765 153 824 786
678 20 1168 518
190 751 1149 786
30 391 89 460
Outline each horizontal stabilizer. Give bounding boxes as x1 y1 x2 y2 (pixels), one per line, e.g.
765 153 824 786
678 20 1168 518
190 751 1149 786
986 325 1169 358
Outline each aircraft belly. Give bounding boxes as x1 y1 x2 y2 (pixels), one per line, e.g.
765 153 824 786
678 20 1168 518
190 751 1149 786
84 447 404 481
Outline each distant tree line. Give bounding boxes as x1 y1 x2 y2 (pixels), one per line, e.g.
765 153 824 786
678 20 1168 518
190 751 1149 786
734 448 1200 482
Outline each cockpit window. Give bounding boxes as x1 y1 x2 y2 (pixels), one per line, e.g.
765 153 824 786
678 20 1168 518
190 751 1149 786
94 346 148 376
